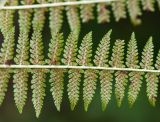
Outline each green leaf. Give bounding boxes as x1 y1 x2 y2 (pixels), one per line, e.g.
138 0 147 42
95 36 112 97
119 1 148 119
97 3 110 23
110 40 127 107
111 0 126 22
126 33 143 107
141 0 155 11
127 0 142 25
80 2 94 23
94 30 112 67
50 69 64 111
76 32 93 66
66 0 81 36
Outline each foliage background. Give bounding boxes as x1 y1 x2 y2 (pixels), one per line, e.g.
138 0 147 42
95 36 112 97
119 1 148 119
0 5 160 122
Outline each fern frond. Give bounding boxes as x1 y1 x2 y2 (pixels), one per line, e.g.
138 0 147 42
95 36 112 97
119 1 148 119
97 3 110 23
31 69 46 118
49 0 64 37
109 40 125 68
68 69 81 110
94 30 111 67
99 70 113 111
141 0 155 11
30 30 45 65
80 1 94 23
0 69 10 105
13 0 34 113
115 71 128 107
109 40 128 107
128 72 143 107
76 32 97 111
30 29 46 119
62 32 81 110
13 69 28 114
126 33 143 107
127 0 142 25
66 0 81 36
140 37 158 106
126 33 139 69
145 72 158 106
83 69 98 111
0 28 15 64
30 1 46 117
0 0 17 105
50 69 64 111
76 32 92 66
62 32 78 65
111 0 126 22
140 37 154 70
47 33 64 111
47 33 64 65
155 50 160 70
0 0 17 36
94 30 112 110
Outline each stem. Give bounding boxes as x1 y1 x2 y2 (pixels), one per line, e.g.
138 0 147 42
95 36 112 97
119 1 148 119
0 65 159 73
0 0 116 10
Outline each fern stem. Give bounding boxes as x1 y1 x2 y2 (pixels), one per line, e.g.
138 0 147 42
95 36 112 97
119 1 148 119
0 0 116 10
1 65 160 73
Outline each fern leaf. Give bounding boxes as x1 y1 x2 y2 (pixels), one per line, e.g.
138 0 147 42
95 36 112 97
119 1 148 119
126 33 139 69
155 50 160 70
49 0 64 37
66 0 81 36
127 0 142 25
128 72 143 107
0 0 17 105
83 69 98 111
97 3 110 23
99 70 113 111
141 0 155 11
0 28 15 64
0 69 10 105
47 33 64 111
111 0 126 22
94 30 112 67
76 32 92 66
94 30 112 110
30 30 46 118
126 33 143 107
76 32 97 111
62 32 81 110
0 0 17 36
50 69 64 111
31 69 46 118
62 32 78 66
145 72 158 106
109 40 125 68
13 0 34 113
30 2 46 117
109 40 128 107
68 69 81 110
47 33 64 65
13 69 28 114
80 1 94 23
140 37 154 70
140 37 158 106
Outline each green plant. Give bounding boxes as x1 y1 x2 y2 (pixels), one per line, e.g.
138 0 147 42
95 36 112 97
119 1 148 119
1 28 160 117
0 0 160 118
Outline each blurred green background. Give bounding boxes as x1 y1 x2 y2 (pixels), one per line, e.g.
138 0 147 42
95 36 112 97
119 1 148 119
0 4 160 122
